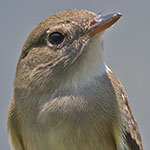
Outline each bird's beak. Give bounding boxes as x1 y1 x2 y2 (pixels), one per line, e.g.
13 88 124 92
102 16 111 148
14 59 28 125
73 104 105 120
87 13 122 37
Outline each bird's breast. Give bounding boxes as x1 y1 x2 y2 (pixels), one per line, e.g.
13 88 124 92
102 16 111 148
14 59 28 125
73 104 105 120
26 93 118 150
19 74 122 150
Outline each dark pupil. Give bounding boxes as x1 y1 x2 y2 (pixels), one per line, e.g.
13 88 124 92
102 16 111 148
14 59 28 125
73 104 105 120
48 32 64 45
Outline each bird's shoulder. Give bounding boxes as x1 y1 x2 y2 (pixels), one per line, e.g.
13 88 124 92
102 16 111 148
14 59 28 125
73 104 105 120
106 68 143 150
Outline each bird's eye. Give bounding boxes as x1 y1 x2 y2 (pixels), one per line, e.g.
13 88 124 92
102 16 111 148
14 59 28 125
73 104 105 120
48 32 65 45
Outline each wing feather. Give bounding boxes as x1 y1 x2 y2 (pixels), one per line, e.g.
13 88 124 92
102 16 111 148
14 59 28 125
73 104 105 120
107 69 143 150
7 98 25 150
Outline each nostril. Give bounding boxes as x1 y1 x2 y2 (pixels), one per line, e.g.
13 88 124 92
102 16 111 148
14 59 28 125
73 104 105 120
90 19 96 26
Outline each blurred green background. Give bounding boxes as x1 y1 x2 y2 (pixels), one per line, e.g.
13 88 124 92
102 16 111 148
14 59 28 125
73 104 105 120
0 0 149 149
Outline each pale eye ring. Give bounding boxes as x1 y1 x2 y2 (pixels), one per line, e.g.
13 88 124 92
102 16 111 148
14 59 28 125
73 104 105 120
48 32 65 45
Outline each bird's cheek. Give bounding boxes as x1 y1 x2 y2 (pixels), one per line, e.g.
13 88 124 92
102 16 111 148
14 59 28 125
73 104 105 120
65 40 86 65
23 47 56 69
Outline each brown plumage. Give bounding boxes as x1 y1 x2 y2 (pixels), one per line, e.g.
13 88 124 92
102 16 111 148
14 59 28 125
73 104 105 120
107 69 143 149
7 9 142 150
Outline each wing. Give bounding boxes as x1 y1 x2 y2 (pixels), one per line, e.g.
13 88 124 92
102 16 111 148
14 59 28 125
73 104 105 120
107 68 143 150
7 98 25 150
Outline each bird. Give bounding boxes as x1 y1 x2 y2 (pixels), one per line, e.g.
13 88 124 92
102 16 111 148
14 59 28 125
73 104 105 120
7 9 143 150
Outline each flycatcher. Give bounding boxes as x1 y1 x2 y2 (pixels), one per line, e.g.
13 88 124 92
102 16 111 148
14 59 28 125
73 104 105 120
7 9 143 150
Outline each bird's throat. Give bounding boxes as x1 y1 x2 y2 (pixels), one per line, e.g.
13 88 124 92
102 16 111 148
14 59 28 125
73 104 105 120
63 35 106 89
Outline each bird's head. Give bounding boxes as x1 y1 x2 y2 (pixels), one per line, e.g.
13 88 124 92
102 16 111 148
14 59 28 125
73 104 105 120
14 10 121 93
